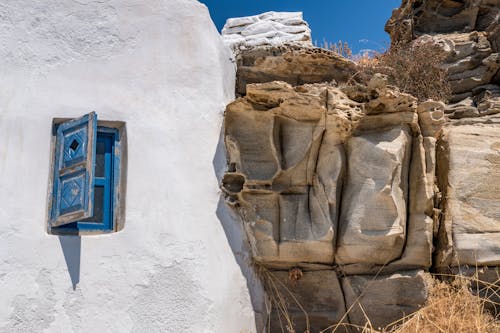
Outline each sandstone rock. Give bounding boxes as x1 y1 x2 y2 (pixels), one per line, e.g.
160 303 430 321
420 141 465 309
336 126 412 265
341 270 430 330
235 45 358 95
268 270 348 333
417 100 446 137
224 79 443 273
445 97 480 118
475 85 500 115
221 12 311 51
386 2 500 120
221 76 455 330
386 0 500 41
417 32 499 97
224 82 356 266
436 124 500 267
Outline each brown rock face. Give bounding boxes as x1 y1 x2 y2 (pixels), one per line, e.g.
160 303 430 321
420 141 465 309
234 45 359 95
221 5 500 331
385 0 500 42
223 77 440 329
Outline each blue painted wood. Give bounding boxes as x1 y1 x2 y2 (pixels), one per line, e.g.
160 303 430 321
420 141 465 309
50 112 97 227
54 128 117 233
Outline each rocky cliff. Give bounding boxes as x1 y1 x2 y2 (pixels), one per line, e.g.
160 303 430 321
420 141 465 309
386 0 499 114
221 6 499 332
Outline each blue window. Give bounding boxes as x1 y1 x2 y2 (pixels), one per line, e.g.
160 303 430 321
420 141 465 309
47 112 126 235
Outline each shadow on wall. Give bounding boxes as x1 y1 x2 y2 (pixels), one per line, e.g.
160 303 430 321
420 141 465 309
212 126 267 332
58 236 81 290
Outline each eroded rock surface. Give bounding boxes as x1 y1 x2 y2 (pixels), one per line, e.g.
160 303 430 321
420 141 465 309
436 120 500 268
223 76 442 329
342 270 430 330
222 7 500 331
234 45 358 95
268 270 347 333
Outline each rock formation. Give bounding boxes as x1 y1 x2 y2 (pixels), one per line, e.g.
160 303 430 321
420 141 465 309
222 12 311 51
386 0 500 114
223 75 441 331
222 8 499 332
386 0 500 299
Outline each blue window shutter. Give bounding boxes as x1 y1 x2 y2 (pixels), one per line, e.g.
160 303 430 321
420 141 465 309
50 112 97 227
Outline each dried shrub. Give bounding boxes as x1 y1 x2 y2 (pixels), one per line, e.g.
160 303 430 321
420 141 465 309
316 39 353 59
365 41 452 102
385 275 500 333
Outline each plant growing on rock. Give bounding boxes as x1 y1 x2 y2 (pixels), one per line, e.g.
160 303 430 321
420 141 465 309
356 41 452 102
376 41 451 102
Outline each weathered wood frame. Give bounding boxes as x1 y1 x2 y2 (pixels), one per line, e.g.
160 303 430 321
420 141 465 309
46 117 127 236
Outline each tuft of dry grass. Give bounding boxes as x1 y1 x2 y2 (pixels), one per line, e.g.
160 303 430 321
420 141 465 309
384 275 500 333
318 39 353 59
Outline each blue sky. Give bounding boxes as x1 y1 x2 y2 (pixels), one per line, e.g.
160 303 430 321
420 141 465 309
199 0 401 55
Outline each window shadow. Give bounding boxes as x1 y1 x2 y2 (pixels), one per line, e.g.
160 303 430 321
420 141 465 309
58 235 81 290
212 126 267 332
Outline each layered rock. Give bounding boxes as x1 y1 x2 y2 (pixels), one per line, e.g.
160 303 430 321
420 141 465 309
386 0 500 116
436 119 500 268
223 76 441 329
221 12 311 51
386 1 500 285
234 45 358 95
221 7 499 331
342 270 430 330
268 270 347 333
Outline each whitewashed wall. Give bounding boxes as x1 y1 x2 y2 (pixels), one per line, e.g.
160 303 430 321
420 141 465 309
0 0 261 332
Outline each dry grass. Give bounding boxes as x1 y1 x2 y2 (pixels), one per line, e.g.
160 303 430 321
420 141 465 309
327 274 499 333
373 41 451 102
257 262 499 333
322 39 452 102
323 40 353 59
383 275 500 333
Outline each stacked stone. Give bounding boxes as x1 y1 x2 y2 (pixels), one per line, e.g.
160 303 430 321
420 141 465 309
221 12 312 51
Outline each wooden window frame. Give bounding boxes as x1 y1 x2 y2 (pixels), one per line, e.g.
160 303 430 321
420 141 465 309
47 117 127 236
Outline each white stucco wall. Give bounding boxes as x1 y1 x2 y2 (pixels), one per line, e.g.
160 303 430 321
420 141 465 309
0 1 260 332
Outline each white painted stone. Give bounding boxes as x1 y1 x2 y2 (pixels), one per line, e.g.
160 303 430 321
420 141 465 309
222 11 312 51
0 0 261 332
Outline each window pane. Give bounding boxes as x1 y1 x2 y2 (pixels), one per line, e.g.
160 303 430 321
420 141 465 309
80 186 104 223
95 141 106 177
